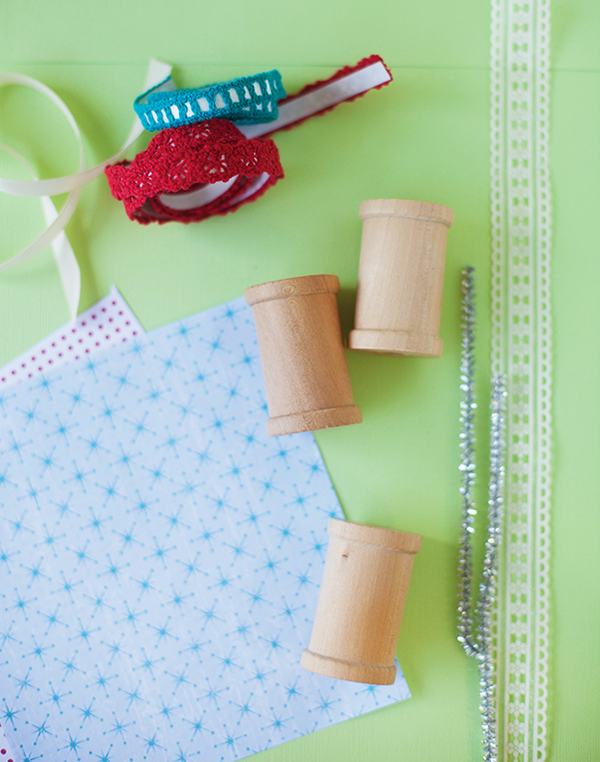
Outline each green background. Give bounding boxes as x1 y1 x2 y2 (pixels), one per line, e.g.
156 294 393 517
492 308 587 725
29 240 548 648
0 0 598 759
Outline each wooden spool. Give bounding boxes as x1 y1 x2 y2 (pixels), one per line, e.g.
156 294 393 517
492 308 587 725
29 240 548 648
244 275 362 437
301 518 422 685
348 199 454 357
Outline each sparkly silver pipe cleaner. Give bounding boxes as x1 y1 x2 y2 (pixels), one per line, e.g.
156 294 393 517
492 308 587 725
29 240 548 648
457 267 507 762
457 266 478 657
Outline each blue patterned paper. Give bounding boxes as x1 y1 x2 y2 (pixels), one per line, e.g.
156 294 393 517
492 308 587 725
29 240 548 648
0 297 410 762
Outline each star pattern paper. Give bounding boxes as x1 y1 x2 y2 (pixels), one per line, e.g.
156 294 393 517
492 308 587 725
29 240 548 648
0 297 410 762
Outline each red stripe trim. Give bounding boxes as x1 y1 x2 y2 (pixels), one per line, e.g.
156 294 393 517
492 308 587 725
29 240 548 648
262 55 392 137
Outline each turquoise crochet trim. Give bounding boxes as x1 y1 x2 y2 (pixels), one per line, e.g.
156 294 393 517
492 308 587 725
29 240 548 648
134 70 285 132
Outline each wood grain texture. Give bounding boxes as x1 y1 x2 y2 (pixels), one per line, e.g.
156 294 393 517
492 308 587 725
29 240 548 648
349 199 454 357
301 518 422 685
245 275 362 436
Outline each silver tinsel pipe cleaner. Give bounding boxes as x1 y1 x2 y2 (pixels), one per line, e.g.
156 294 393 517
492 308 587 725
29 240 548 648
457 267 507 762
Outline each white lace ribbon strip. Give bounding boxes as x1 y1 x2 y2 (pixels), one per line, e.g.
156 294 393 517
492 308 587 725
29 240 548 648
490 1 552 760
0 60 172 321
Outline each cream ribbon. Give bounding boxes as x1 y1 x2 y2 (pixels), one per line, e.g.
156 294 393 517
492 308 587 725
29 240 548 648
0 60 172 321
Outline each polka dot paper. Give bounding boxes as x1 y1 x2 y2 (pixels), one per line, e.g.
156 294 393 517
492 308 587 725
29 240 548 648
0 297 410 762
0 286 144 388
0 722 14 762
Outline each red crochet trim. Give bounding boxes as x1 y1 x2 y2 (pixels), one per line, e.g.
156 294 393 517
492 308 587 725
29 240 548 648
135 173 281 224
261 55 393 138
134 176 247 223
105 119 284 224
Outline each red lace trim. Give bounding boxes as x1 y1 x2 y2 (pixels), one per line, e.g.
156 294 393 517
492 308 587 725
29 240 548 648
260 54 393 138
134 173 281 224
105 119 283 224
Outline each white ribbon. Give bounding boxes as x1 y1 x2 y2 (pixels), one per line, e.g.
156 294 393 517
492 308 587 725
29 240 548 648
0 142 82 322
0 60 172 321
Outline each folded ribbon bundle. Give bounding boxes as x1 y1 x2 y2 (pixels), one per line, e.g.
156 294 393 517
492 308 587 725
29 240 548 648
0 56 392 315
106 55 393 224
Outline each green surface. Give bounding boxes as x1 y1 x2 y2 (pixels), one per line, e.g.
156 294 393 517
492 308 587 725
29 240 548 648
551 70 600 761
0 1 598 759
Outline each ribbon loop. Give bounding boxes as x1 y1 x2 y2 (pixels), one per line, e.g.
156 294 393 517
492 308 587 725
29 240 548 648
0 60 172 320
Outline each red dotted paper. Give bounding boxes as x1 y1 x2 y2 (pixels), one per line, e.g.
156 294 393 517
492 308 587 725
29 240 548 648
0 287 145 387
0 721 14 762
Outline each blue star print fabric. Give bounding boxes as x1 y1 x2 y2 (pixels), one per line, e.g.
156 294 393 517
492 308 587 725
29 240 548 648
0 297 410 762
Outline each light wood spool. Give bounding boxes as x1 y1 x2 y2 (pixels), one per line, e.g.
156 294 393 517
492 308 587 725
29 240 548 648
301 518 422 685
244 275 362 436
348 199 454 357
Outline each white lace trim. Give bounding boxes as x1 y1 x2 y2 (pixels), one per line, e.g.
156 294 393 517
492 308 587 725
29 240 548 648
490 0 552 759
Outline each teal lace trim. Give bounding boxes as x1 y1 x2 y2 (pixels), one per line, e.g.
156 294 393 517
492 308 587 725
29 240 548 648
134 70 285 131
